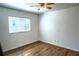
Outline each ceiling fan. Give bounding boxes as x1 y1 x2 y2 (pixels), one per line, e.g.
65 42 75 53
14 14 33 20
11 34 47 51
30 3 54 10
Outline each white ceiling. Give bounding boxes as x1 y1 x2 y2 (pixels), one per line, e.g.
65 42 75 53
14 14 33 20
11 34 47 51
0 3 79 14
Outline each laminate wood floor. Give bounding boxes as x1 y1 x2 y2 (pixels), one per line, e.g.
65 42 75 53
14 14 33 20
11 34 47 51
4 41 79 56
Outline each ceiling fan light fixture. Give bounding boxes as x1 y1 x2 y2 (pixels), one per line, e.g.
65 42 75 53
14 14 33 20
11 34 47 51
40 3 54 10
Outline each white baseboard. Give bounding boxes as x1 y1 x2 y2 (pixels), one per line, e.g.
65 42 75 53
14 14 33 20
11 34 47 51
40 40 79 52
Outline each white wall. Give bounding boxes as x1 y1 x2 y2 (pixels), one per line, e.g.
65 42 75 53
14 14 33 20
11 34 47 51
0 7 39 52
40 6 79 51
0 5 79 52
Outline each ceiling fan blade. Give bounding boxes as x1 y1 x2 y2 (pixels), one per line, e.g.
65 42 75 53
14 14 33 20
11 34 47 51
47 3 54 5
30 5 34 7
47 7 52 9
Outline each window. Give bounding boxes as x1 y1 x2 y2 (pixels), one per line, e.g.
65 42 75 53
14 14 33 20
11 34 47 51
8 16 31 33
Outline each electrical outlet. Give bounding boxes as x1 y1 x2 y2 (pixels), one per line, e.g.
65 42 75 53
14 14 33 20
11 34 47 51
54 40 56 42
54 40 59 44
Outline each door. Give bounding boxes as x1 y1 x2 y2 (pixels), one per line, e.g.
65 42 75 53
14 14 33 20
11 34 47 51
0 43 3 56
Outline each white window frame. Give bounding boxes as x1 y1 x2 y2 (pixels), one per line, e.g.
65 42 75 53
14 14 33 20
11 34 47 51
8 16 31 33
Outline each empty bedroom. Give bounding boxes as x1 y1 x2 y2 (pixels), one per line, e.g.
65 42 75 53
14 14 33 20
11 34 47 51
0 3 79 56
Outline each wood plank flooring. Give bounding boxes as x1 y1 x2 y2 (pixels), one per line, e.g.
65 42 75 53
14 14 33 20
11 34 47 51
4 41 79 56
